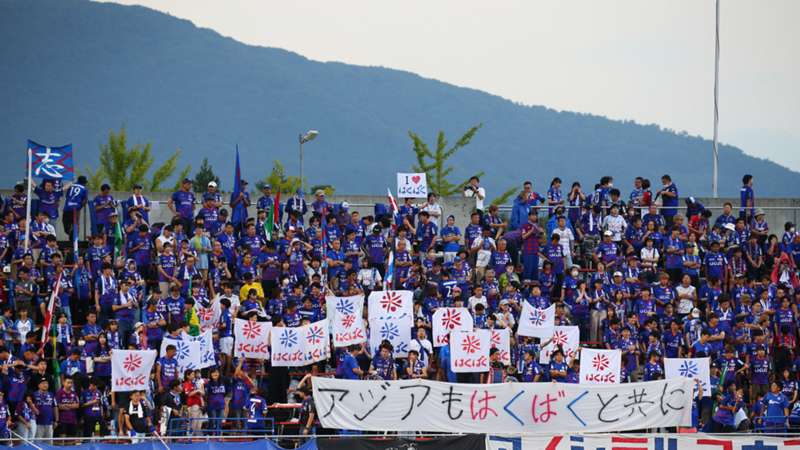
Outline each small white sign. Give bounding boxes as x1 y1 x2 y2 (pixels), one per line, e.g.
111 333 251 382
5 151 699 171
397 173 428 198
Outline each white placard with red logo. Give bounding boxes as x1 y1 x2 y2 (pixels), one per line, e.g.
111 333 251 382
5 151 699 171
580 348 622 384
397 173 428 198
489 328 511 365
368 318 411 357
271 319 330 367
234 318 272 359
517 303 554 338
196 300 221 332
539 326 580 364
432 307 473 347
450 329 490 373
368 290 413 325
327 295 367 347
112 350 157 392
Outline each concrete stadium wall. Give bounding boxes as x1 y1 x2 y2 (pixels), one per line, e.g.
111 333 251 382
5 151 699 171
4 188 798 242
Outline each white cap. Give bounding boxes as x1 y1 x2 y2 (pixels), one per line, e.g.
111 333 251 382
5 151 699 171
603 230 613 236
613 271 623 277
208 181 217 187
691 308 701 318
723 223 736 231
341 201 350 209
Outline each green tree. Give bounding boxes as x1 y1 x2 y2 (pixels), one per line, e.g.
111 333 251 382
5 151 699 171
256 160 303 195
490 186 518 207
81 127 191 191
408 124 484 196
192 158 220 192
308 184 335 196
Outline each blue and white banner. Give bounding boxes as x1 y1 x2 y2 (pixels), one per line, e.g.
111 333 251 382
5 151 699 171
28 139 74 180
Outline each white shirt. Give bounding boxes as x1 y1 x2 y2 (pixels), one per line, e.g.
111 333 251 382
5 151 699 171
552 227 575 256
602 215 627 242
464 186 486 211
408 338 433 367
420 203 442 227
471 236 496 268
468 295 488 312
675 285 696 315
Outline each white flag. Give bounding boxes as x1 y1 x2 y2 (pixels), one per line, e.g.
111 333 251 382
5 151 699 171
489 328 511 365
196 301 221 332
194 329 216 369
368 290 413 325
369 317 411 357
160 335 202 372
234 318 272 359
665 357 711 397
327 295 366 347
517 303 555 338
450 329 491 373
271 319 330 367
432 307 473 347
112 350 156 392
580 348 622 384
539 326 580 364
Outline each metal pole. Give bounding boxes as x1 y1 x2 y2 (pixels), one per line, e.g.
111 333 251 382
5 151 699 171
712 0 720 198
299 134 304 188
24 146 33 251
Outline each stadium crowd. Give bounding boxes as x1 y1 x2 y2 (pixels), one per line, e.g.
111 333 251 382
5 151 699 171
0 172 799 442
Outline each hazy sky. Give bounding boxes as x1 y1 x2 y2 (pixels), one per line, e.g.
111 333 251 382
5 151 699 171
102 0 800 171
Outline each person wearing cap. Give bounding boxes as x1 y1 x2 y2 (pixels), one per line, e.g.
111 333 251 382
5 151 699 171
257 183 279 225
92 183 116 234
125 182 151 224
103 209 122 257
168 178 196 234
229 179 251 234
310 189 330 217
750 208 769 244
203 180 222 209
594 230 620 270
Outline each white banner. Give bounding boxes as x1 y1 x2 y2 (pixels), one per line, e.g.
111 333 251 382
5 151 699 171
487 434 800 450
234 318 272 359
313 377 694 433
665 357 711 397
196 300 221 332
112 350 156 392
489 328 511 366
160 335 201 372
327 295 366 347
432 307 473 347
517 303 554 338
368 290 413 325
193 330 216 369
580 348 621 384
369 317 411 357
540 326 580 364
450 329 490 373
396 172 428 198
271 319 330 367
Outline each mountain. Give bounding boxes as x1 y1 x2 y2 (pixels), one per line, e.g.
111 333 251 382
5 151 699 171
1 0 798 197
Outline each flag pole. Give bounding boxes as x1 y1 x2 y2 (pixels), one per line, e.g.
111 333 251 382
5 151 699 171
24 146 33 252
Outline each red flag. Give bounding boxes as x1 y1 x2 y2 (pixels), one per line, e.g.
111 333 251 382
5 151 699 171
40 271 63 352
386 188 399 215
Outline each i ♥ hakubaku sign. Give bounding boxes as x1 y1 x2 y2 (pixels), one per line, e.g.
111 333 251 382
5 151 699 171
397 173 428 198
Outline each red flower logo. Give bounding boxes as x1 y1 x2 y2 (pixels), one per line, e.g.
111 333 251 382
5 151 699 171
592 353 610 371
380 292 403 313
341 314 356 329
441 309 462 330
122 353 142 372
461 334 481 354
242 321 262 340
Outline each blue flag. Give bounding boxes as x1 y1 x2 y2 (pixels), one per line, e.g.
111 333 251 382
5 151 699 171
28 140 74 181
230 146 245 225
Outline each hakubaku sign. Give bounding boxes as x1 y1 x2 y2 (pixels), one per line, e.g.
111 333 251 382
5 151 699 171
396 173 428 198
313 377 694 433
112 350 156 392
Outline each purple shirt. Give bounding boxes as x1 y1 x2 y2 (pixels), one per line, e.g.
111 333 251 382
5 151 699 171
33 390 56 425
171 190 196 219
56 389 79 424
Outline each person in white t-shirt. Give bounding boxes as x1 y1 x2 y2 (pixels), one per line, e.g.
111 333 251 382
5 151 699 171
407 327 433 369
552 216 576 268
602 204 627 242
471 227 496 282
419 193 442 228
468 285 488 312
463 176 486 214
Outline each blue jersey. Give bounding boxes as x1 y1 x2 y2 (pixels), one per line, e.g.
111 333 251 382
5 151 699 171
63 184 87 212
